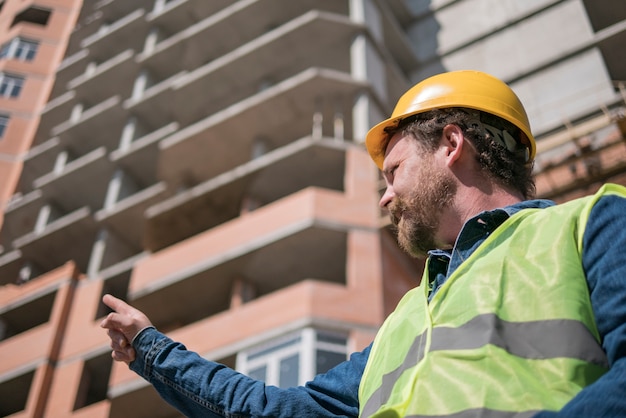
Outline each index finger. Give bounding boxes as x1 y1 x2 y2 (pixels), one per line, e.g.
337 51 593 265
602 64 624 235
102 294 131 314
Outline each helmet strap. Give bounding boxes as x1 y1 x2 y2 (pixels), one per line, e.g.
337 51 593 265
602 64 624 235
465 109 531 162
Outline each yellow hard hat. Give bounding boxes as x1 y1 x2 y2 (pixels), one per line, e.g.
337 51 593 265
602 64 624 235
365 70 535 169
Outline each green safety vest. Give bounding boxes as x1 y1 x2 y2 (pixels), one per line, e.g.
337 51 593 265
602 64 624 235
359 184 626 418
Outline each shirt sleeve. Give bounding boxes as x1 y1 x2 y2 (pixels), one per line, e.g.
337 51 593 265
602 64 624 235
534 193 626 417
129 327 368 417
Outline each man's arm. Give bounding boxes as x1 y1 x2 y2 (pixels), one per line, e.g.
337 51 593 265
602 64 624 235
101 295 366 418
535 193 626 417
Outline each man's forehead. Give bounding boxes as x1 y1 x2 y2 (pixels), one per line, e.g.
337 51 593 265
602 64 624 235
382 133 406 169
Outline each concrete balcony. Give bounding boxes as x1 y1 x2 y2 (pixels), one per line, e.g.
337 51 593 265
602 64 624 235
33 147 113 211
146 0 232 36
0 190 42 250
67 49 137 104
121 71 183 130
171 11 359 122
128 10 359 130
139 0 350 81
376 3 417 91
13 207 97 273
18 138 61 192
34 91 76 145
594 18 626 83
157 67 367 186
50 96 125 155
80 8 147 63
92 0 154 19
145 136 356 250
50 49 90 100
109 121 179 187
95 182 167 250
0 250 22 286
129 186 378 330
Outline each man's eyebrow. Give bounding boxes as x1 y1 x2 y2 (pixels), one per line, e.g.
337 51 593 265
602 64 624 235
382 164 395 176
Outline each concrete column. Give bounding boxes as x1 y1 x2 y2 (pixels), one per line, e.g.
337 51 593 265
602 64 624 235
251 136 268 159
53 150 69 174
103 169 124 210
334 99 345 140
35 203 60 233
312 98 323 139
87 227 137 278
118 117 137 151
153 0 169 13
87 229 108 278
132 70 151 100
18 260 40 284
144 27 160 55
230 276 257 308
103 168 139 209
70 103 83 123
349 0 386 143
349 0 366 23
85 61 97 77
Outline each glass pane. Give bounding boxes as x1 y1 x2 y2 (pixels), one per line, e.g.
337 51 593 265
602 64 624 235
317 332 347 345
247 336 301 361
10 83 21 97
247 365 267 382
26 48 36 60
0 116 8 138
316 350 346 374
279 354 299 388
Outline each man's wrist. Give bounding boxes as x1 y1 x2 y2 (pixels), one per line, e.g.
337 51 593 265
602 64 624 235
131 325 155 346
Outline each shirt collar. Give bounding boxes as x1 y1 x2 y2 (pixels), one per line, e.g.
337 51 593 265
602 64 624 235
427 198 555 259
499 198 555 216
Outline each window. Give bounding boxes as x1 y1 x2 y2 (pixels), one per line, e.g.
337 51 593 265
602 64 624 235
0 73 24 98
237 329 347 388
11 6 51 27
0 37 38 61
0 114 8 137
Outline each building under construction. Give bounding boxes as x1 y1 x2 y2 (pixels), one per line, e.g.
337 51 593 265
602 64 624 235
0 0 625 417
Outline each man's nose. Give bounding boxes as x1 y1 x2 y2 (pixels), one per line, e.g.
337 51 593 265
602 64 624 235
379 186 394 208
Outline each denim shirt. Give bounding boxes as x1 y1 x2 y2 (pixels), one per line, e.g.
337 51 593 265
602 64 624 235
130 194 626 417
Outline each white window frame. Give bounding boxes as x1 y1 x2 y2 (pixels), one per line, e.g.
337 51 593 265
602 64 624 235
0 114 8 138
0 37 38 61
237 328 347 388
0 73 24 98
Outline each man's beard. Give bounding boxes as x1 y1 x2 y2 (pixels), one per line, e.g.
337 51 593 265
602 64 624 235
388 163 457 258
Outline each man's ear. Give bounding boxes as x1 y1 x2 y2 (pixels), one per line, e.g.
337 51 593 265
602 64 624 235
441 124 465 167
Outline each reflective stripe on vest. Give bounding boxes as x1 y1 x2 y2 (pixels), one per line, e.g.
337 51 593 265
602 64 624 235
405 409 538 418
361 315 609 417
359 184 626 418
